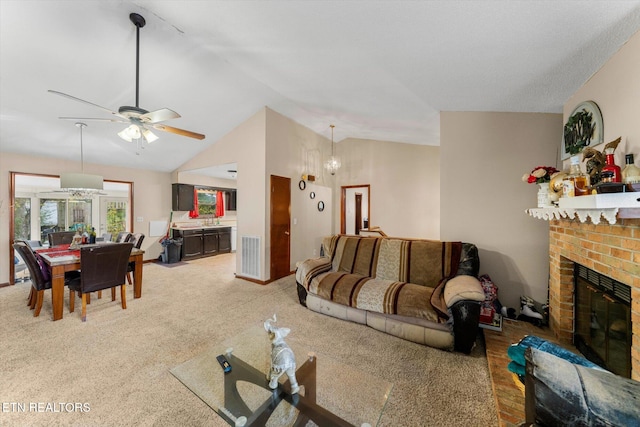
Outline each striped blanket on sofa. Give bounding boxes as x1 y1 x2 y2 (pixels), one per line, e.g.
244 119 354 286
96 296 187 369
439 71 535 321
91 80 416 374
298 235 463 323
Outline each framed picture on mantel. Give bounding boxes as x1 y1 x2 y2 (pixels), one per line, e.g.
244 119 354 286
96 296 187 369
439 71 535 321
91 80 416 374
561 100 604 160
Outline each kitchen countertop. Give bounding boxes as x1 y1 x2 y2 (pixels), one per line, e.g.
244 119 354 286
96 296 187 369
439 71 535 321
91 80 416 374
171 225 232 230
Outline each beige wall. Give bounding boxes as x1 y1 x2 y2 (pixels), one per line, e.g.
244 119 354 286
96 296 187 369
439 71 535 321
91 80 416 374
176 107 334 280
334 138 440 239
563 30 640 169
441 112 562 309
265 108 333 273
176 108 267 279
0 151 172 284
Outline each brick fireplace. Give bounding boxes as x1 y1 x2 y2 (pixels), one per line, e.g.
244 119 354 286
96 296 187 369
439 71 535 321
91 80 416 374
548 217 640 381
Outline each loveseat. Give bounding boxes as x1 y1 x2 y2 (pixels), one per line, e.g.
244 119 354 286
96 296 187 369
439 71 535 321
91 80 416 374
295 235 486 353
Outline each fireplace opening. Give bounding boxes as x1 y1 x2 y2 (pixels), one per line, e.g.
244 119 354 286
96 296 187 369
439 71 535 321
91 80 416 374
574 264 632 378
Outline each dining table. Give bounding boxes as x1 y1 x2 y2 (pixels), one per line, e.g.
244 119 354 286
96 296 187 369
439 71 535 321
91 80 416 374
35 243 145 321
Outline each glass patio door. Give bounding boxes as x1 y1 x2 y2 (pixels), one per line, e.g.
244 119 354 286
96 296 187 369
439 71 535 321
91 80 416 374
100 198 129 239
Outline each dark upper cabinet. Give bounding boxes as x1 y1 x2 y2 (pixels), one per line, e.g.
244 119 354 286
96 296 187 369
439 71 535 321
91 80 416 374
172 183 194 211
224 189 237 211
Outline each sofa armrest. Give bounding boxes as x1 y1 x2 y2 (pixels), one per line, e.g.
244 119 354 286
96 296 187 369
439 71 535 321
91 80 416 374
445 275 484 353
451 300 482 353
444 275 485 308
295 256 332 290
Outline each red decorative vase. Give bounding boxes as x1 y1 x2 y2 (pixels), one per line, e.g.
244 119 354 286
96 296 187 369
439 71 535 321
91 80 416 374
601 153 622 183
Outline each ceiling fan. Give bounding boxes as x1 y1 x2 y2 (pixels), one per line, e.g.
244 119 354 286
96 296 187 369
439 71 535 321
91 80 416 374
49 13 205 144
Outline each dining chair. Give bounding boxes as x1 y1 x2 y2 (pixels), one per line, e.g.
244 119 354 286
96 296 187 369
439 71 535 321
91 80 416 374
126 233 145 285
26 240 43 249
48 231 76 246
14 251 29 283
115 231 132 243
67 243 133 322
13 240 78 317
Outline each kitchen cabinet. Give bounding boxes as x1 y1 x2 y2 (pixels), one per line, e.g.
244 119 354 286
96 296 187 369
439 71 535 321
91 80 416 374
172 183 194 211
218 228 231 252
173 227 231 260
181 229 203 258
224 190 237 211
203 229 219 255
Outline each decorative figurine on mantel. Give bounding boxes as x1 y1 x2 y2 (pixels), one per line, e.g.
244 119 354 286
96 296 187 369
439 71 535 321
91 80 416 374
582 136 621 185
264 314 300 394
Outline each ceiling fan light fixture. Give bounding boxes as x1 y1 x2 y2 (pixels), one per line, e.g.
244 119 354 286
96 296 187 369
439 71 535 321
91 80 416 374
118 124 141 142
142 128 158 143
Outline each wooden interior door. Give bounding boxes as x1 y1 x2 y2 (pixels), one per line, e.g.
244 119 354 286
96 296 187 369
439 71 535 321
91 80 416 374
270 175 291 281
355 193 362 235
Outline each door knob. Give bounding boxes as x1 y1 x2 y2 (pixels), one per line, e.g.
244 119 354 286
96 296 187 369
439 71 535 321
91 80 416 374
284 231 290 235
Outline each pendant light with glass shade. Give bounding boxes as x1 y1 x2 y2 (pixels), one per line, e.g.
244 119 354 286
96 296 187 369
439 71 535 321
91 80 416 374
324 124 341 175
59 122 104 198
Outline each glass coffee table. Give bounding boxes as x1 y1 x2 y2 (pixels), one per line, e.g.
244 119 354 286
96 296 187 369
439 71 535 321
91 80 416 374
171 325 392 426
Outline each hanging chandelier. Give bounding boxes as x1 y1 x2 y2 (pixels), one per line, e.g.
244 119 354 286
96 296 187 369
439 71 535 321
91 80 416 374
59 123 104 198
324 124 341 175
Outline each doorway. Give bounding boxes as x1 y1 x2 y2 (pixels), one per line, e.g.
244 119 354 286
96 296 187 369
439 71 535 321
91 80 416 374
355 193 363 235
270 175 291 281
341 184 370 235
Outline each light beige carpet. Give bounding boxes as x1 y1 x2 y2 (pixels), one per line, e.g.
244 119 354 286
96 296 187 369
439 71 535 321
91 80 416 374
0 254 497 426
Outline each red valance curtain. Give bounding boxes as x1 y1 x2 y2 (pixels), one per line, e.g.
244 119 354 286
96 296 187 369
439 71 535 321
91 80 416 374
189 187 199 218
216 191 224 218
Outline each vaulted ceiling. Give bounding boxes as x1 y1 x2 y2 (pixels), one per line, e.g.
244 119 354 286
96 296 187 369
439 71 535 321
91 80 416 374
1 1 639 172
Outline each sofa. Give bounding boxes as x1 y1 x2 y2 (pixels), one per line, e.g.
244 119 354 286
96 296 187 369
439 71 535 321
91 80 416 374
295 235 486 353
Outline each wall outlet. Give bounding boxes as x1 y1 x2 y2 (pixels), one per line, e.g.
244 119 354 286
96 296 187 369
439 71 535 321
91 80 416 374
313 248 317 256
136 216 143 222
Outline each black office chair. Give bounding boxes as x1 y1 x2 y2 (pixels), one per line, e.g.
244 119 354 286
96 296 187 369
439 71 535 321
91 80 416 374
67 243 133 322
48 231 76 246
12 241 77 317
126 233 145 285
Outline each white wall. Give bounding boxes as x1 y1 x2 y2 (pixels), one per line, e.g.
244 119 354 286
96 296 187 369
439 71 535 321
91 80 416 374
334 138 440 239
440 112 562 310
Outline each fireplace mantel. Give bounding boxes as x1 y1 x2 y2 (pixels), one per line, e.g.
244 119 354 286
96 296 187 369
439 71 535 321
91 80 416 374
528 192 640 224
527 207 622 225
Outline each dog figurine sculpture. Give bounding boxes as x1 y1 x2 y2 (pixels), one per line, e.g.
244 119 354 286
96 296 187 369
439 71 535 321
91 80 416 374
264 314 299 394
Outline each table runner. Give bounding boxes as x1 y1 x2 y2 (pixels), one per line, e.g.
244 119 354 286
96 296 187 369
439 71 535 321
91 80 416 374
35 244 72 254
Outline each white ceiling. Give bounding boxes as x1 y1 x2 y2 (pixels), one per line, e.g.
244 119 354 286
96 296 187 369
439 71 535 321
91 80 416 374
1 1 639 173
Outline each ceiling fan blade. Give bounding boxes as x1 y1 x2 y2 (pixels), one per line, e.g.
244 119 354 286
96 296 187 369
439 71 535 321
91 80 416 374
59 117 129 123
48 90 120 116
140 108 181 124
151 124 205 140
